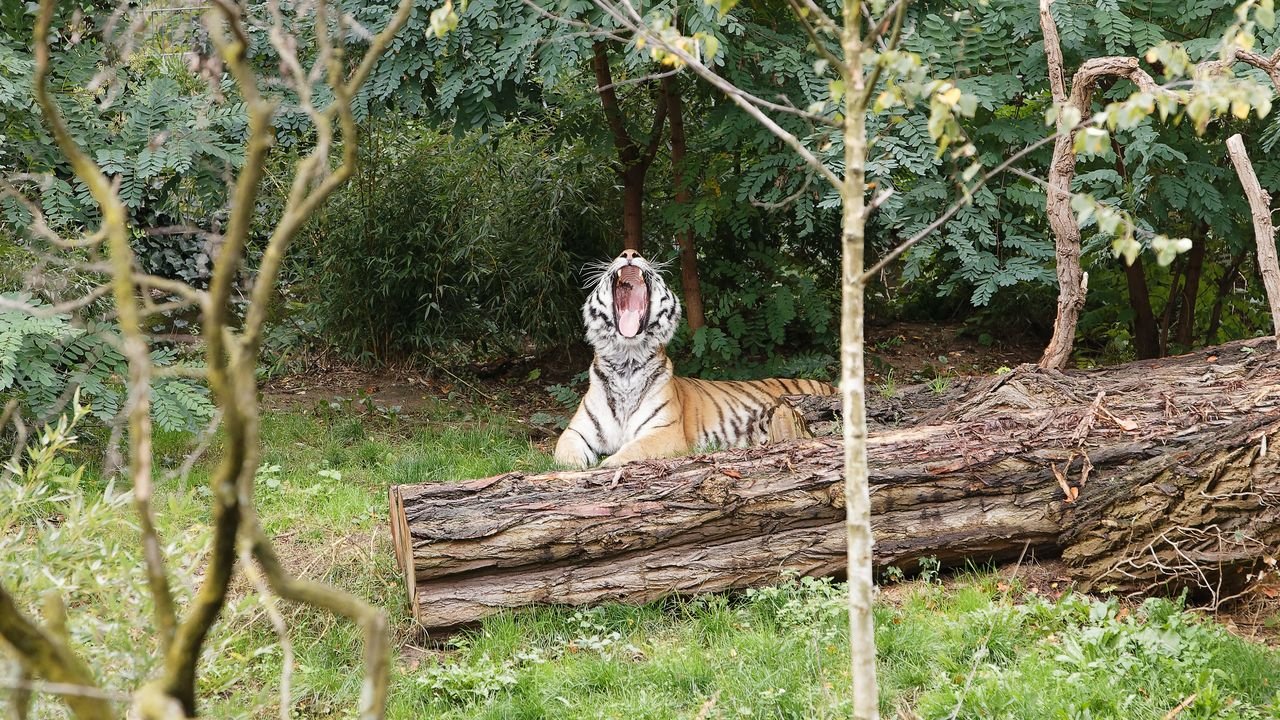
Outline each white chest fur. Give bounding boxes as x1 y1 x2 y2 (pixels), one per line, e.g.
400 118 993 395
586 352 673 453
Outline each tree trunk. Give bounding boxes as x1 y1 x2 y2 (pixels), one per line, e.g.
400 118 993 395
1121 254 1160 359
1205 250 1247 344
1035 0 1166 369
390 339 1280 632
664 75 705 331
1175 225 1207 350
839 8 878 713
1158 257 1184 358
1111 137 1159 360
621 165 646 254
1226 134 1280 350
1038 0 1086 371
592 42 668 254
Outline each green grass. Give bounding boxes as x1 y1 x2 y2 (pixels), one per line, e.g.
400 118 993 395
4 401 1280 719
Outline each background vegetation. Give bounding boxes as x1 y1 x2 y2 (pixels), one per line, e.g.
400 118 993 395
3 0 1280 717
5 0 1280 378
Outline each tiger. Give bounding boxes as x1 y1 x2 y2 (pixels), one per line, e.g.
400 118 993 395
553 248 837 469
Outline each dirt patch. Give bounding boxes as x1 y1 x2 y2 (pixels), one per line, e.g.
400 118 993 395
262 368 443 414
866 322 1042 383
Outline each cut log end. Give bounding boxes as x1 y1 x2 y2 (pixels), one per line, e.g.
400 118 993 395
388 486 416 603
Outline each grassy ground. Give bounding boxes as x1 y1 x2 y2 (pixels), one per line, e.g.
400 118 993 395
4 394 1280 719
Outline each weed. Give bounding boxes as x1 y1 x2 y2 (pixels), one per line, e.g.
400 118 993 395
877 370 898 399
927 374 951 395
918 556 942 584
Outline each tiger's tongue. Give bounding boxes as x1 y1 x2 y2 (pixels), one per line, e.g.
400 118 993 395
615 267 647 338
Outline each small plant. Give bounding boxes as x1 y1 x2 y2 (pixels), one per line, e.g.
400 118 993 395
414 654 520 704
746 574 848 643
877 370 898 399
255 463 283 491
873 335 905 352
881 565 906 584
547 371 588 409
529 410 567 431
918 556 942 584
927 374 951 395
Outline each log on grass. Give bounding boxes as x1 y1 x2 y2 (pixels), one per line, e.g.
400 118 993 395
390 339 1280 631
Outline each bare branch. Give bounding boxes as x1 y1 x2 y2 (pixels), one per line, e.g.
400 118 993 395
796 0 841 34
167 410 223 492
862 0 905 50
787 0 848 75
241 0 415 352
1 399 28 483
861 0 907 105
0 286 113 317
864 187 894 218
0 584 112 720
241 549 295 720
0 677 129 704
1225 134 1280 349
749 171 814 210
249 529 390 720
1231 47 1280 92
1040 0 1068 104
153 2 278 711
0 179 102 250
134 274 209 307
596 67 681 93
516 0 629 43
32 0 176 656
151 0 411 714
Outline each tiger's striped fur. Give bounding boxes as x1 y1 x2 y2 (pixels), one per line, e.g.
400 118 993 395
554 249 837 469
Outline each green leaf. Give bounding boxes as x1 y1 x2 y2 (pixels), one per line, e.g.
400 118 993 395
706 0 740 15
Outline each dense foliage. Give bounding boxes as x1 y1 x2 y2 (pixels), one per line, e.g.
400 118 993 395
287 125 615 361
340 0 1280 365
0 14 246 287
2 0 1279 374
0 294 214 433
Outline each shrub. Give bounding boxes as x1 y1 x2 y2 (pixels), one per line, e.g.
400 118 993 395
668 241 838 380
288 123 615 362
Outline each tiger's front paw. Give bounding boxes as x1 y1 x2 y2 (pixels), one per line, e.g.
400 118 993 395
554 430 597 469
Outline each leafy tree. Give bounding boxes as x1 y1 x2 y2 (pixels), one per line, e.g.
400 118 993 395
0 8 248 286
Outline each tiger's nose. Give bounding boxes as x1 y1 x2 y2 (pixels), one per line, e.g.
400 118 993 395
620 249 640 262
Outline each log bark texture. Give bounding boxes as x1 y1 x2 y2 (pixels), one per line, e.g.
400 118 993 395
390 340 1280 631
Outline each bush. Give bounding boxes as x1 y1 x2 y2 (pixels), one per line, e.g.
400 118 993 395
288 124 616 362
668 241 838 380
0 37 246 289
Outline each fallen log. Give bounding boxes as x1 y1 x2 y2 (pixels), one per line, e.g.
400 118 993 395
390 339 1280 631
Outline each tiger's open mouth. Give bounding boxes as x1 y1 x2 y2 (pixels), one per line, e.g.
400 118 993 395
613 266 649 338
